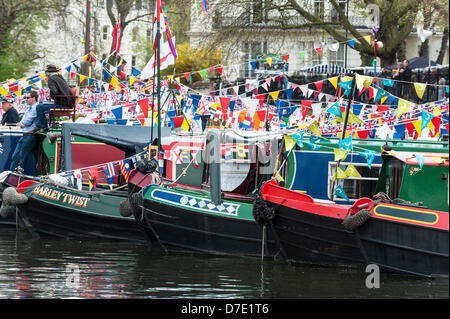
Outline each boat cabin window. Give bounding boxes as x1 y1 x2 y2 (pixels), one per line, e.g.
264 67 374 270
328 162 381 202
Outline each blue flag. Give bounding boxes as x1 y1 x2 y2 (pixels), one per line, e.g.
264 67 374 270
334 185 349 201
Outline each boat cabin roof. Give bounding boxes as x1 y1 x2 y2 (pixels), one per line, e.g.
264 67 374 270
388 151 449 167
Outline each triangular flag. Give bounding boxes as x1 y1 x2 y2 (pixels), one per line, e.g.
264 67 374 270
269 90 280 101
79 74 86 84
363 35 371 44
301 100 313 120
266 57 273 67
284 136 297 151
282 55 289 63
348 39 355 48
412 119 422 137
421 111 434 132
339 136 353 151
315 47 322 56
334 148 348 161
307 120 321 136
334 185 349 201
414 154 425 169
396 99 411 119
414 83 427 99
345 164 361 178
137 99 149 118
328 77 338 90
314 80 323 92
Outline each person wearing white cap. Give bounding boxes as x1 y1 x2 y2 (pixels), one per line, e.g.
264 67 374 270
1 96 20 125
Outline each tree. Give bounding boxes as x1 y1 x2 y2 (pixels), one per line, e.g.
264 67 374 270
0 0 73 81
202 0 442 67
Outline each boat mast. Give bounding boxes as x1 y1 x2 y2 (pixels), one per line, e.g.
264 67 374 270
156 0 162 152
83 0 91 77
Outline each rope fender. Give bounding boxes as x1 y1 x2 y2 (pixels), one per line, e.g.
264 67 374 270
342 209 371 231
2 187 28 206
252 191 275 227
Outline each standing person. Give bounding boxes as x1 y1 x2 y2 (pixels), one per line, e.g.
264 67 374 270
438 76 447 100
9 91 40 172
1 96 20 125
34 64 74 132
392 62 402 97
399 59 412 99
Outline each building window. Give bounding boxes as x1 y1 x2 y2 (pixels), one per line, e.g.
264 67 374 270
328 43 345 66
102 26 108 40
243 42 267 77
328 162 382 201
330 0 347 22
313 0 325 20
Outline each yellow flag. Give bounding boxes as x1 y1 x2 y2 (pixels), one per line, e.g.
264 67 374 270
396 99 410 119
79 75 86 84
0 87 8 96
181 118 191 131
110 76 119 88
328 77 338 89
266 57 273 67
412 119 422 136
130 76 136 85
347 111 363 124
364 35 371 44
284 136 297 151
334 148 348 161
307 120 322 136
274 171 285 183
345 164 361 178
413 83 427 99
355 73 370 91
237 144 247 158
269 90 280 101
336 167 348 179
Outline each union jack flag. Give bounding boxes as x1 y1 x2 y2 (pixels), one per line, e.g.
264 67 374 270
371 24 380 36
0 143 3 154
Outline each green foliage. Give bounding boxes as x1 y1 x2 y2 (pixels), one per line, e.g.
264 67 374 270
164 42 223 84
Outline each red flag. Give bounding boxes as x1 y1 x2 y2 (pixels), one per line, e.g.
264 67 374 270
315 47 322 56
216 67 223 76
314 80 323 92
137 99 149 118
153 0 161 51
111 19 121 54
301 100 313 120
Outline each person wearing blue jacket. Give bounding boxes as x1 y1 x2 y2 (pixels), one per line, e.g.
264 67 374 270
10 90 39 172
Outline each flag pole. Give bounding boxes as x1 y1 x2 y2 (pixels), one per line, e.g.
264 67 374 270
330 74 356 202
156 0 162 152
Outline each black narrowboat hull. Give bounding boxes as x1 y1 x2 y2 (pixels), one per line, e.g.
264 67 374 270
134 197 278 256
266 202 365 265
17 195 146 242
355 218 449 277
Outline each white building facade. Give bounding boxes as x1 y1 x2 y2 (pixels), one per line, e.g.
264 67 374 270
187 0 449 80
31 0 154 77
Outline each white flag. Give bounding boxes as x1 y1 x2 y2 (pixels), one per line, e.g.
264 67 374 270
73 169 83 191
141 36 176 80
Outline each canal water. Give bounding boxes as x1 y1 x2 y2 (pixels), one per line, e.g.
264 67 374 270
0 225 448 300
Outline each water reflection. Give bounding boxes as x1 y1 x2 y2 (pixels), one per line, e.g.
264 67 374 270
0 226 448 299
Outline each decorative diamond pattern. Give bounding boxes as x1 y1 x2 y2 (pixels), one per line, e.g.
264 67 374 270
152 189 239 216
